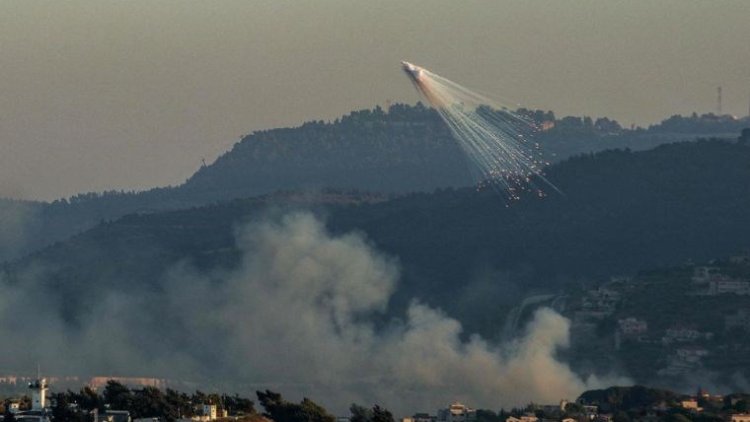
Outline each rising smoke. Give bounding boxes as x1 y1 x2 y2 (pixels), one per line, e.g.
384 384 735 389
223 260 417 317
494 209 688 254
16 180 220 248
0 198 39 262
0 213 626 414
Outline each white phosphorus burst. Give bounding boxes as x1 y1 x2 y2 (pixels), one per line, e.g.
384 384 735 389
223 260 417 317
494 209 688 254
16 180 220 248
401 61 560 201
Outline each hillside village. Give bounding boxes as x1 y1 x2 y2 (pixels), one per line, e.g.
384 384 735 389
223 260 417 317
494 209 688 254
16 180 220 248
2 378 750 422
562 251 750 385
2 112 749 422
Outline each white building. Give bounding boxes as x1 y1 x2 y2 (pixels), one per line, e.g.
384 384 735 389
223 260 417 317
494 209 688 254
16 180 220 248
437 403 476 422
29 378 48 411
729 414 750 422
202 404 217 421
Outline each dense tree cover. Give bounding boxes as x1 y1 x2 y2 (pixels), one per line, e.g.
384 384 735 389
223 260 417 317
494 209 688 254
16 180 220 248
578 386 681 412
474 409 505 422
5 139 750 345
648 113 748 134
349 404 374 422
571 254 750 384
3 102 745 264
40 380 256 422
256 390 335 422
576 386 750 422
349 404 395 422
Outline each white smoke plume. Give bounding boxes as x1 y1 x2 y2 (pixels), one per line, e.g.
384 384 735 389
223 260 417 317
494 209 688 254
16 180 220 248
0 213 626 414
0 198 39 262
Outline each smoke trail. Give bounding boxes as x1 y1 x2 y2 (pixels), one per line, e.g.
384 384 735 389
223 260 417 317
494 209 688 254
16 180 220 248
0 213 622 414
0 198 39 262
402 61 559 200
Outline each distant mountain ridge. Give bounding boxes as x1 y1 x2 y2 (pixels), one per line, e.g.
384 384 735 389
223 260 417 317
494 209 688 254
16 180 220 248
1 103 747 262
7 138 750 328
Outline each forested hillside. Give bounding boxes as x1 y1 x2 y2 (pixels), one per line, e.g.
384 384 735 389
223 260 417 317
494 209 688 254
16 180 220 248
5 139 750 340
2 104 746 263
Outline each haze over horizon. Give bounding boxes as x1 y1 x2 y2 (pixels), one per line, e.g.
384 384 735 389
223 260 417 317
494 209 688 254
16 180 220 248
2 1 749 201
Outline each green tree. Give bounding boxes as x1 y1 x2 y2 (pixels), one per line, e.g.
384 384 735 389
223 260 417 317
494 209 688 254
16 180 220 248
563 402 584 416
257 390 334 422
350 403 374 422
371 405 394 422
222 394 255 415
51 392 87 422
734 400 749 412
132 386 174 421
666 412 691 422
476 409 502 422
613 411 630 422
298 398 335 422
166 389 194 418
75 386 102 411
103 380 133 411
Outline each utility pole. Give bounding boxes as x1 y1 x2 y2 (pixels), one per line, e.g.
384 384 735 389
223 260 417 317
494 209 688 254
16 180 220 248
717 86 722 115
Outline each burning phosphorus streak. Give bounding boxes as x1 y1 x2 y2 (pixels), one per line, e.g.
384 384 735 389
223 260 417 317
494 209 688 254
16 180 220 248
401 61 560 200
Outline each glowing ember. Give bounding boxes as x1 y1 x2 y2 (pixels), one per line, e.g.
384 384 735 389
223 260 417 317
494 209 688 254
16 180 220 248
401 61 559 200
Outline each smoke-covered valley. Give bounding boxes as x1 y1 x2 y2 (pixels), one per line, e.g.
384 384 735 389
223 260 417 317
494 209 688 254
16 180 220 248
0 212 625 414
2 117 750 414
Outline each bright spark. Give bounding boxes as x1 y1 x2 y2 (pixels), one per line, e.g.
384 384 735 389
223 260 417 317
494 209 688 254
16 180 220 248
401 61 560 201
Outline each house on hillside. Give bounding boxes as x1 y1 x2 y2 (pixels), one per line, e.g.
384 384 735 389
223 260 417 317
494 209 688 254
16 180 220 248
729 414 750 422
658 346 711 375
692 266 720 284
680 398 702 412
676 346 710 362
402 413 436 422
437 403 476 422
576 288 621 321
708 277 750 295
662 326 713 344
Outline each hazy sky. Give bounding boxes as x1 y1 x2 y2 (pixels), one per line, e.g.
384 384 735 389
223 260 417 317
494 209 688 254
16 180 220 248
2 1 749 200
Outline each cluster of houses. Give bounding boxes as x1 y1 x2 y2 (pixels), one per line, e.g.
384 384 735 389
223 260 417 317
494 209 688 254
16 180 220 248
401 402 477 422
570 284 625 343
0 377 224 422
565 255 750 379
692 266 750 296
399 401 605 422
400 397 750 422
